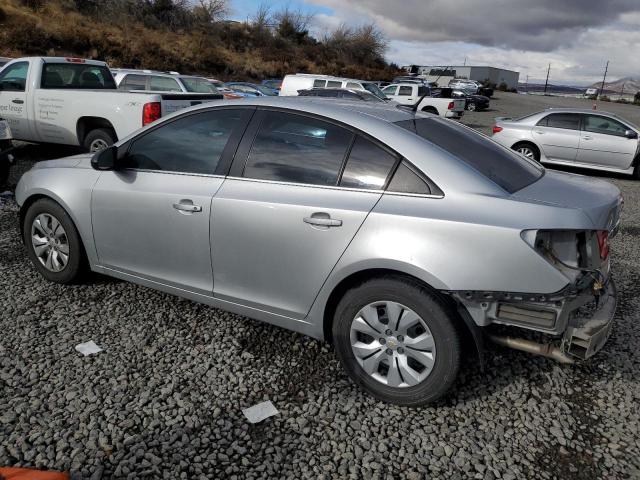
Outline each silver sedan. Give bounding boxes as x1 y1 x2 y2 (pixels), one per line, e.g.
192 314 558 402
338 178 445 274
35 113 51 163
16 98 621 405
492 108 640 178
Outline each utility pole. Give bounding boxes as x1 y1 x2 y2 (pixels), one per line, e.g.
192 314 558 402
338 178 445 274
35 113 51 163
543 64 551 95
598 60 609 99
525 75 529 94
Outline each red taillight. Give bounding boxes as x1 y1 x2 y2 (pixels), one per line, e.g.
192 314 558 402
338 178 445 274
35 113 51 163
447 101 455 110
492 125 503 134
596 230 610 260
65 57 86 63
142 102 161 126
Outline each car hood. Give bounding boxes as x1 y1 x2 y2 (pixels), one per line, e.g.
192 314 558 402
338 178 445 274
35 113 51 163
512 169 622 230
32 153 94 170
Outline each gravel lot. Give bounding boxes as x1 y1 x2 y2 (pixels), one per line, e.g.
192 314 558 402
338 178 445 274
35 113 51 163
1 93 639 479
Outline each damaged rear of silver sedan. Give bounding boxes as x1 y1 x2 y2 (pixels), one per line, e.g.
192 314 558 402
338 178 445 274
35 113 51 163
15 98 622 406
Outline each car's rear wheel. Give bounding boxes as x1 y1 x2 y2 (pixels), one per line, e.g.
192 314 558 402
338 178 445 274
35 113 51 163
513 142 540 162
633 160 640 180
332 276 461 406
467 102 476 111
23 198 86 284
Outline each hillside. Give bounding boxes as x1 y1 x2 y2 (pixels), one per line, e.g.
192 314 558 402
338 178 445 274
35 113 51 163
0 0 400 81
589 77 640 94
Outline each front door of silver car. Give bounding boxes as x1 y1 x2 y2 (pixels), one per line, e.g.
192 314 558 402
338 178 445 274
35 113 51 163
211 109 399 318
575 114 639 169
91 108 253 295
532 112 581 162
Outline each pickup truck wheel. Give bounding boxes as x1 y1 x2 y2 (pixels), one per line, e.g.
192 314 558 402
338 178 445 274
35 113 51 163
467 102 477 111
332 276 461 406
23 198 86 284
83 128 116 153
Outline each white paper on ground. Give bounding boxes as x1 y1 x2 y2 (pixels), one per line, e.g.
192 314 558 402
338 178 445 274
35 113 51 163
242 401 279 424
75 340 103 356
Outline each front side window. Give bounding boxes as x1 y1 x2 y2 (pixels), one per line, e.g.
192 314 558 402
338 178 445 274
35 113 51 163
382 85 398 96
583 115 629 137
346 82 361 89
126 109 249 174
243 111 353 186
41 63 116 89
396 117 543 193
149 76 181 92
120 74 147 91
340 136 397 190
398 86 413 96
0 62 28 91
538 113 580 130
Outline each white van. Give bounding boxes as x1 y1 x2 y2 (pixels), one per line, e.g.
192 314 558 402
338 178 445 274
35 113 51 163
280 74 388 100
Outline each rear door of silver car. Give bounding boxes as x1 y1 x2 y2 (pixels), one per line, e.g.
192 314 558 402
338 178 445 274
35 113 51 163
91 107 253 295
211 109 400 319
532 112 581 162
575 114 639 169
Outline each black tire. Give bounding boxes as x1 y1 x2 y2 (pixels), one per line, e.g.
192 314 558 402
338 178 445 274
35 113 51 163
23 198 86 284
0 157 9 188
633 161 640 180
82 128 116 153
512 142 540 162
332 276 461 406
421 106 439 115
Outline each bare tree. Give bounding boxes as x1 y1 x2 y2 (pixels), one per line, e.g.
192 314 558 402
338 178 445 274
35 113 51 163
193 0 228 24
251 3 272 29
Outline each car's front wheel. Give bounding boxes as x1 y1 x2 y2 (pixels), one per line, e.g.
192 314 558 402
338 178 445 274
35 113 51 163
23 198 86 284
467 102 476 111
332 276 461 406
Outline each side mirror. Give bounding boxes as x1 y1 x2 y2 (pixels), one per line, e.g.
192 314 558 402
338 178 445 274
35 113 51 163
625 130 638 139
91 145 119 170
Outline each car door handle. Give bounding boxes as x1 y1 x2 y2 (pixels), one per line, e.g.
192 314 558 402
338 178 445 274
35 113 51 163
304 214 342 227
12 99 24 104
534 130 545 134
582 135 592 140
173 200 202 213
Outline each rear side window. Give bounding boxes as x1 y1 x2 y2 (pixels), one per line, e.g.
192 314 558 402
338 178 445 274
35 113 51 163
149 76 181 92
340 136 397 190
126 109 249 174
243 111 353 186
387 162 434 195
417 86 430 97
538 113 580 130
396 118 543 193
41 63 116 89
181 77 218 93
398 86 413 96
313 79 326 88
120 74 147 91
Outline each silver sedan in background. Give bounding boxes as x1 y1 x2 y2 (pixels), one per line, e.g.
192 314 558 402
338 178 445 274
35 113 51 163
16 98 622 405
492 108 640 178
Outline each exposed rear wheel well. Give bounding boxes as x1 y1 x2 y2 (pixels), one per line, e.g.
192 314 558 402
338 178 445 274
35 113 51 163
421 106 438 115
322 269 481 361
76 117 117 145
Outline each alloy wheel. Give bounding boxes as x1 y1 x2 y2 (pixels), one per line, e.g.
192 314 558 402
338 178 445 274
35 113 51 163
89 138 109 152
516 146 536 159
349 301 436 388
31 213 69 272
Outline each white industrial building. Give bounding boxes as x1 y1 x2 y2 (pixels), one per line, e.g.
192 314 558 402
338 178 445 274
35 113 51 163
403 65 520 89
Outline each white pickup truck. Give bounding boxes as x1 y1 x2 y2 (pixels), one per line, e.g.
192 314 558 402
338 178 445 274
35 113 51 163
381 83 465 119
0 57 222 151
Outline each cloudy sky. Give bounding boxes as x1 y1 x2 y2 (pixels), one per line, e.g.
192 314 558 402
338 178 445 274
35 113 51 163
231 0 640 86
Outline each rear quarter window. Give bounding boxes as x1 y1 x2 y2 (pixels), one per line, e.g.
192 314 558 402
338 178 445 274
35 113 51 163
396 118 543 193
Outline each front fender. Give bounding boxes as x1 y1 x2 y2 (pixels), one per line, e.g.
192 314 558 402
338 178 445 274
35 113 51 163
16 166 101 266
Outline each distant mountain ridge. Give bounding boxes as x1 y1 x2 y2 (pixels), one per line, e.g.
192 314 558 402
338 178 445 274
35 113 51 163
589 77 640 94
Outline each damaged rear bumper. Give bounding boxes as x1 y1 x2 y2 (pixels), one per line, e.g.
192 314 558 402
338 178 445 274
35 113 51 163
451 278 617 362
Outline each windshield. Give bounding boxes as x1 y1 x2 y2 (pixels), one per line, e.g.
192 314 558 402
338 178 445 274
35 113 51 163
395 117 544 193
362 82 387 100
254 84 278 96
180 77 219 93
41 63 116 89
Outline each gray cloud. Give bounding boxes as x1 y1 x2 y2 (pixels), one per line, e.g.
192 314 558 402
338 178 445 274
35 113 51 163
309 0 640 51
